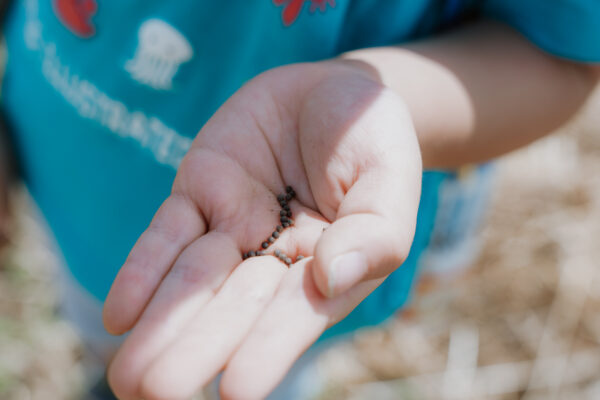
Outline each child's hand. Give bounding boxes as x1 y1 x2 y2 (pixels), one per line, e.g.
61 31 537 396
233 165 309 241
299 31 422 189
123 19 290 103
103 61 422 400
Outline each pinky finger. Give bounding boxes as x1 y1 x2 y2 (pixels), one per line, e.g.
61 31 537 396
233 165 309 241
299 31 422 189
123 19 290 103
103 194 206 334
139 256 287 400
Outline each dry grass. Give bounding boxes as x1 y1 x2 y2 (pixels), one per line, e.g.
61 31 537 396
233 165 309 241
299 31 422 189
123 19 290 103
0 197 86 399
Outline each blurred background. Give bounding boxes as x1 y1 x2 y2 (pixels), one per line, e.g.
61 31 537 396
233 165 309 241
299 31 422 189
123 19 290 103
1 88 599 400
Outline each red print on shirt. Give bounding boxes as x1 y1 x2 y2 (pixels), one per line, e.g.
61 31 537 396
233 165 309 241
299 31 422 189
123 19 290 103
273 0 335 26
53 0 98 38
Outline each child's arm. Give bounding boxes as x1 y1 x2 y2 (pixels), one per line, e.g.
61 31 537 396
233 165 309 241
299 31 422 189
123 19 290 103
342 20 599 168
103 21 598 400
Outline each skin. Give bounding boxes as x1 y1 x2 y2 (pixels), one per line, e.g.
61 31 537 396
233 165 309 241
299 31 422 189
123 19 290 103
0 19 592 400
100 21 600 400
345 22 600 168
104 60 421 400
101 21 599 400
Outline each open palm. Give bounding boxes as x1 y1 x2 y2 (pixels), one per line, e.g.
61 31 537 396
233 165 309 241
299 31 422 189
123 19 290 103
103 61 422 400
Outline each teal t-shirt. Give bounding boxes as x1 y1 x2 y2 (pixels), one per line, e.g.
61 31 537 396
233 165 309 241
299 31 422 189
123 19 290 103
2 0 599 337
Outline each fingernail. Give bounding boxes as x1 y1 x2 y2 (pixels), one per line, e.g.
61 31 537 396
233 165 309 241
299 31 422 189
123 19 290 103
328 251 368 297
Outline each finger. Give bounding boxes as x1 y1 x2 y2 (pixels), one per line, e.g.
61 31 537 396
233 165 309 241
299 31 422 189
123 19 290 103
103 194 206 334
312 166 422 298
298 78 422 297
132 205 327 400
220 259 382 400
140 257 287 400
107 231 239 400
138 206 329 400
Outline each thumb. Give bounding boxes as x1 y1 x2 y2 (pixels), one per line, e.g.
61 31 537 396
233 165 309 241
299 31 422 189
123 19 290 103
312 168 422 298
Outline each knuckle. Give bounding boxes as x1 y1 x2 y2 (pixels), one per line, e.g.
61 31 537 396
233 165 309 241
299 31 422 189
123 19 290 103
147 220 182 245
379 224 412 269
390 231 411 264
169 261 208 286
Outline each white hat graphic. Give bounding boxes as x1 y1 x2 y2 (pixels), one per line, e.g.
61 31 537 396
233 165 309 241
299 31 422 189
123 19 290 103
125 19 193 90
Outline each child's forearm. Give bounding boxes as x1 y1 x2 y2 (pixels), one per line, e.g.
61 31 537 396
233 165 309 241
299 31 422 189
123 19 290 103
342 20 599 168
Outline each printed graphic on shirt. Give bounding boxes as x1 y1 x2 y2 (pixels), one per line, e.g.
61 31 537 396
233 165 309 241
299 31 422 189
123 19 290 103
53 0 97 38
125 19 193 90
273 0 335 26
24 0 192 169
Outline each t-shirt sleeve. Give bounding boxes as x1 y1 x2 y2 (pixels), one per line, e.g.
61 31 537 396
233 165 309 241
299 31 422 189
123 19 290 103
483 0 600 63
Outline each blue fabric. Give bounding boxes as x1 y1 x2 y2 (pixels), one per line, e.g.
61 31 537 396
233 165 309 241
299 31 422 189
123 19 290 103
2 0 451 337
2 0 598 339
484 0 600 62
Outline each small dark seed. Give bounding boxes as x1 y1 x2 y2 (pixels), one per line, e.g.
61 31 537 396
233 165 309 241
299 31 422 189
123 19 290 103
282 222 290 228
268 236 275 244
257 250 266 256
286 210 292 218
287 219 294 226
278 253 286 260
276 225 283 233
296 255 304 262
280 210 287 217
290 190 296 198
277 194 285 202
283 204 290 212
242 253 248 260
261 241 269 249
248 251 256 257
284 257 292 265
272 231 280 239
285 193 292 201
280 216 288 224
274 249 282 257
285 186 293 193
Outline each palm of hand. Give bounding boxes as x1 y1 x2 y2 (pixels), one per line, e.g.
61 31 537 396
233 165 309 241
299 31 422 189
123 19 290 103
103 61 422 400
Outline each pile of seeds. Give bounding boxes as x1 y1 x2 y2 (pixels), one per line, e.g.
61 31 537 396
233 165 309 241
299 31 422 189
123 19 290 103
242 186 304 266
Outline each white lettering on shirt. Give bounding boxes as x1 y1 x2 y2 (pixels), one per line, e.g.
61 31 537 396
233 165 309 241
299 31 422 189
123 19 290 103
23 0 193 169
